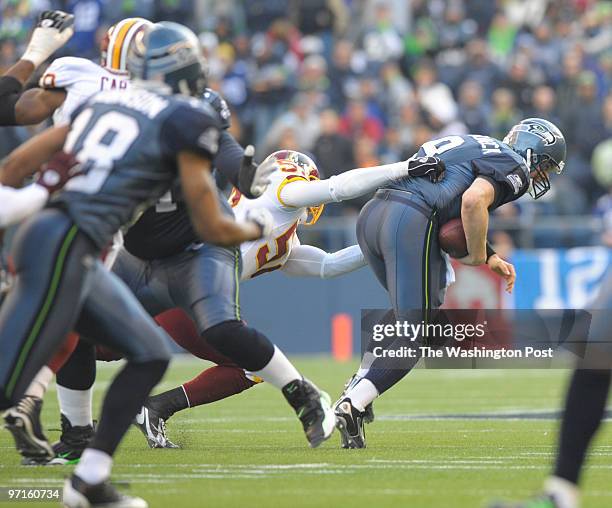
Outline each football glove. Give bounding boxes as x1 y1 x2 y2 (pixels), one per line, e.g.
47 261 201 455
239 145 276 199
22 10 74 67
35 151 81 195
406 155 446 183
245 208 274 238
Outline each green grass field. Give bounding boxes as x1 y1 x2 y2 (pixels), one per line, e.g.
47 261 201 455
1 357 610 508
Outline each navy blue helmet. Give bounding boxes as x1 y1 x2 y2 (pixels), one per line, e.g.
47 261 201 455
202 88 231 130
127 21 208 97
503 118 566 199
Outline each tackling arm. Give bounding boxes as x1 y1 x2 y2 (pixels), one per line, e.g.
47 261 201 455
459 177 495 265
279 160 414 208
179 151 265 246
281 244 366 279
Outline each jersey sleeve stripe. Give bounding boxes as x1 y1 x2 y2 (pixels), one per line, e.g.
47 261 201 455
276 176 308 207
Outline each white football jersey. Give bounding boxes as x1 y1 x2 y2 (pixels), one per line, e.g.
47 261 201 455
40 57 129 125
230 170 309 280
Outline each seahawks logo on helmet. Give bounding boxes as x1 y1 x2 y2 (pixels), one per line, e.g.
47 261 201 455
525 123 556 146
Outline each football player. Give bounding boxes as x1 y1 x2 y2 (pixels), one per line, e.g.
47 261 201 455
336 119 566 449
134 148 449 446
0 22 272 508
1 26 273 465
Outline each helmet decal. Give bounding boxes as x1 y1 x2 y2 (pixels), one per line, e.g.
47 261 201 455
103 18 152 72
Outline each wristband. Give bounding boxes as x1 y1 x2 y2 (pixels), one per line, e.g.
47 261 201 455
486 242 496 262
0 76 23 96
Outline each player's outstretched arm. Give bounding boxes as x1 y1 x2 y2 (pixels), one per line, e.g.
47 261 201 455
0 10 73 125
179 151 270 246
459 177 495 265
281 244 366 279
0 125 69 187
279 158 442 208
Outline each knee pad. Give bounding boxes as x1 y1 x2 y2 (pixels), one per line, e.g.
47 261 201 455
202 320 274 372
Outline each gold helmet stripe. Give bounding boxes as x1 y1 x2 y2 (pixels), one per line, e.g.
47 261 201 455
105 18 151 72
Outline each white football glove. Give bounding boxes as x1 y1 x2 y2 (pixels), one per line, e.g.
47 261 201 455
22 11 74 68
245 208 274 238
238 145 276 199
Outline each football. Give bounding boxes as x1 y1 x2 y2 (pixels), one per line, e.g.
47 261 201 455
439 218 468 258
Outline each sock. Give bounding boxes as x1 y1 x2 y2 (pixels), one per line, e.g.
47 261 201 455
345 378 379 412
24 366 53 399
57 386 93 427
148 387 189 420
74 448 113 485
181 366 256 409
544 476 579 508
554 369 611 484
252 346 301 390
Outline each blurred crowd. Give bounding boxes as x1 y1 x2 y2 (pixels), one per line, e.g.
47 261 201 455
1 0 612 248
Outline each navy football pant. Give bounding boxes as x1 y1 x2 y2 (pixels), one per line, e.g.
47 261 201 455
0 209 170 455
357 189 445 395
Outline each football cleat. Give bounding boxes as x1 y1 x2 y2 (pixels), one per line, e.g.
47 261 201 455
489 494 562 508
342 375 375 424
48 414 95 465
133 405 179 449
334 397 367 449
3 396 54 463
63 474 148 508
282 378 336 448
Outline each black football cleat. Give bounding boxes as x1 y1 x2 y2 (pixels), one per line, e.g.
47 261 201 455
63 474 148 508
3 396 54 463
47 414 95 465
334 397 367 449
282 378 335 448
342 375 375 424
133 405 179 449
489 495 562 508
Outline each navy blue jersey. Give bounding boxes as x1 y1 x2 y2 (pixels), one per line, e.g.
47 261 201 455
52 85 221 249
387 134 530 223
124 91 243 260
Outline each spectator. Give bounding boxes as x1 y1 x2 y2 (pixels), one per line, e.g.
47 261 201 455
312 108 354 179
326 39 361 113
529 85 561 126
489 88 521 141
339 98 384 144
262 93 321 154
457 80 490 135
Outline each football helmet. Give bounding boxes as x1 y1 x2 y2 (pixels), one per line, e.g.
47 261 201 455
101 17 152 73
126 21 208 97
503 118 566 199
265 150 324 225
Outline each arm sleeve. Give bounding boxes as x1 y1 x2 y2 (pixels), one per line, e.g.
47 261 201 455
471 155 529 209
281 244 366 279
0 76 22 125
0 183 48 228
213 130 243 189
279 161 408 208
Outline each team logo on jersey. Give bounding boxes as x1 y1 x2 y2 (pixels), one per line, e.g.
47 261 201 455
198 127 219 154
506 173 523 195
